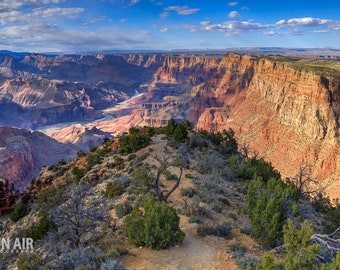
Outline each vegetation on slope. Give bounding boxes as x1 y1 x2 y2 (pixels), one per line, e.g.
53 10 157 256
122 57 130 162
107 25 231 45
1 119 339 269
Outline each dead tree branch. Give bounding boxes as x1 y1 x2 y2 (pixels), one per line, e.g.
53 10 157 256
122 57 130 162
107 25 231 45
151 149 184 202
271 226 340 263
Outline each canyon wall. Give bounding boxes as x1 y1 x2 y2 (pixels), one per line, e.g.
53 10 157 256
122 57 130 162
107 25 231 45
0 51 339 198
0 53 160 129
192 54 339 198
126 53 340 198
0 127 77 189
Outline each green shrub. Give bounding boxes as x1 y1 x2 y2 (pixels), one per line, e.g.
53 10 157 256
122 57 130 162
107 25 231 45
188 216 203 224
115 202 133 219
119 133 151 154
185 173 194 179
245 177 299 247
197 222 232 239
173 124 189 143
321 253 340 270
100 259 125 270
125 197 185 250
10 203 29 222
163 170 178 181
105 183 125 199
35 184 67 211
17 252 45 270
127 154 136 161
26 214 54 241
227 239 247 253
72 166 88 183
256 253 277 270
180 188 197 198
130 165 155 194
164 118 177 136
240 157 281 182
228 212 238 221
324 204 340 234
86 153 103 170
77 151 86 158
198 128 238 155
236 255 260 269
189 133 208 149
283 219 320 270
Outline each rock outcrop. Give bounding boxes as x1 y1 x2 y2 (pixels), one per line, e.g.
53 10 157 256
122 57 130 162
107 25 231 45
46 125 113 152
0 126 77 188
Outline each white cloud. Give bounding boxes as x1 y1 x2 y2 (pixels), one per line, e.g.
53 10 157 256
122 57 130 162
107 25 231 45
129 0 140 5
0 23 153 52
275 17 340 32
33 7 84 18
0 0 38 12
0 7 84 25
160 27 170 32
199 20 269 35
228 2 238 6
41 0 65 3
164 6 200 15
160 11 169 18
196 16 340 37
264 30 278 36
313 29 329 33
276 17 331 27
200 21 212 26
228 11 240 19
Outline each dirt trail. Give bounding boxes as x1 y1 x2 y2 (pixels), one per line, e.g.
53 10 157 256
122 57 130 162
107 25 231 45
121 216 238 270
121 135 239 269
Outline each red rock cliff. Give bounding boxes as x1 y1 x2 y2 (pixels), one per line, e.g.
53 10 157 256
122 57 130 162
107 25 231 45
0 127 77 188
193 53 339 199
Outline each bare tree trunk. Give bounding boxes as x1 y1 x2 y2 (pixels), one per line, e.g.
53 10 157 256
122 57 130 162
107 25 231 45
271 226 340 263
151 150 184 202
310 227 340 263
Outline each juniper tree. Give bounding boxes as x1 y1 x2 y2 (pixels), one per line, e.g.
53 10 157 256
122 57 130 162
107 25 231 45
283 219 320 270
245 177 299 247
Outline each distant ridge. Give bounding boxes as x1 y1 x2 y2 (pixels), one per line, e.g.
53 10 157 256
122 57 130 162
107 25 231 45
1 47 340 58
0 50 30 58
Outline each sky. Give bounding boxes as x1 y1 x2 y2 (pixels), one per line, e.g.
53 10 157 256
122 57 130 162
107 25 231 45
0 0 339 53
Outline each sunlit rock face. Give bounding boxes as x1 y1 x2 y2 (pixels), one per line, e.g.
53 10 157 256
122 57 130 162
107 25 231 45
0 51 339 199
0 53 159 129
192 54 339 200
0 126 77 189
122 53 340 199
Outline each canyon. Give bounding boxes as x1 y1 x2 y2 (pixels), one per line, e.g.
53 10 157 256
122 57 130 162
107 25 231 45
0 51 339 199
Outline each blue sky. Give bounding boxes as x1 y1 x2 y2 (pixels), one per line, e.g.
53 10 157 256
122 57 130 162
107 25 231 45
0 0 339 52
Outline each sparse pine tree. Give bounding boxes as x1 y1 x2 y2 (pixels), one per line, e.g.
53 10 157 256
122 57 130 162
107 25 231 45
173 123 188 142
283 219 320 270
245 177 299 247
164 118 177 136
